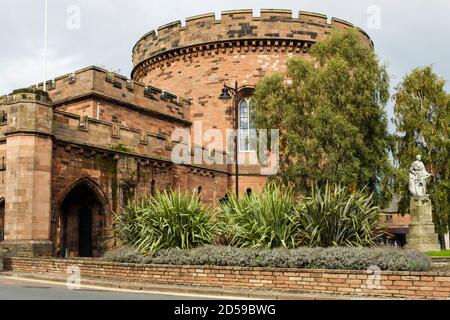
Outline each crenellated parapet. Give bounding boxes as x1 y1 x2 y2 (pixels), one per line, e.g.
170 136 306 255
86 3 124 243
53 110 228 174
132 9 372 80
28 66 191 123
2 88 53 138
3 88 52 105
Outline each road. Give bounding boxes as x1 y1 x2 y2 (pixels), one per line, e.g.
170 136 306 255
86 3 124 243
0 276 216 300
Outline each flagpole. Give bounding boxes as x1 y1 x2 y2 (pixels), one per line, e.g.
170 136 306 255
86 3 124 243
43 0 48 91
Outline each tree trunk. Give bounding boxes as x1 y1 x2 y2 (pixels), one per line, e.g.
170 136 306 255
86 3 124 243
438 234 446 250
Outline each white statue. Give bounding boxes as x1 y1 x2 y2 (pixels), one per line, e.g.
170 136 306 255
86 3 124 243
409 155 431 197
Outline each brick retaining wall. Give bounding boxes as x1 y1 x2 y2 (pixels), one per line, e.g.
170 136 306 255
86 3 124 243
3 258 450 299
431 257 450 271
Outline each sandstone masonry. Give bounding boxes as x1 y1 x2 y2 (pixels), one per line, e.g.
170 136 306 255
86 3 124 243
4 257 450 300
0 9 370 257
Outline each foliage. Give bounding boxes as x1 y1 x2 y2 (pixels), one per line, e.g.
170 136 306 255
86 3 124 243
110 143 134 153
102 246 144 264
252 29 393 206
393 66 450 248
113 198 140 246
103 245 431 272
219 183 299 249
296 183 386 247
113 191 217 253
115 183 385 251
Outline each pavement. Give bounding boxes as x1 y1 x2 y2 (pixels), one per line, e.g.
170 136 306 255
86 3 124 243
0 272 392 300
0 275 224 300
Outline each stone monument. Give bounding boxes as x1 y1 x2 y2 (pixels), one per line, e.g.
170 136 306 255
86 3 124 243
406 155 440 252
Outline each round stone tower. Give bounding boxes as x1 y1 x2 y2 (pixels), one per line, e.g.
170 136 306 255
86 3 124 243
131 9 372 193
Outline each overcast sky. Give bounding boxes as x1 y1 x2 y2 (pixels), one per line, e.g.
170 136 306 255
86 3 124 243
1 0 449 130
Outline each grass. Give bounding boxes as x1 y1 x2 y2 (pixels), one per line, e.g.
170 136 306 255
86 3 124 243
426 250 450 257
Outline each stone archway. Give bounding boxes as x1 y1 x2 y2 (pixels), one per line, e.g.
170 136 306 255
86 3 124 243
55 179 108 257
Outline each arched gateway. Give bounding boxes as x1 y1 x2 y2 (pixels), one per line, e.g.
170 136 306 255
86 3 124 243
52 178 109 257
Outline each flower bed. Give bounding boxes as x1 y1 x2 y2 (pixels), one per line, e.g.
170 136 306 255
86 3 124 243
103 246 431 272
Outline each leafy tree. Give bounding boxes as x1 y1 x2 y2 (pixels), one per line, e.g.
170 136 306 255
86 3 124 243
393 66 450 249
252 29 393 204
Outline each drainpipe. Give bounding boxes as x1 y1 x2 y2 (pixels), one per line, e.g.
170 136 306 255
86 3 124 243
96 101 101 120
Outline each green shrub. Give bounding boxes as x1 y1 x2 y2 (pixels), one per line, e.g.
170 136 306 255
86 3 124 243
113 200 141 246
113 183 387 253
102 246 145 264
113 191 217 253
103 246 431 272
296 183 385 247
219 183 298 249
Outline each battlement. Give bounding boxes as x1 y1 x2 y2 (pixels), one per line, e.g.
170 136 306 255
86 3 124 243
132 9 372 79
53 111 227 173
1 88 52 105
2 66 191 123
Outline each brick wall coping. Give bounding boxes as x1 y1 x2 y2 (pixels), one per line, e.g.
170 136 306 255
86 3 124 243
6 257 449 277
431 256 450 260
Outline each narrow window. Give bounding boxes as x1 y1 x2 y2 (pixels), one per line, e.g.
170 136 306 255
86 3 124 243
239 98 256 152
150 180 156 196
197 186 203 200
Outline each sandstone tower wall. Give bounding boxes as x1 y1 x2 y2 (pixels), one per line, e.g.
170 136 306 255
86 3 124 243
131 9 372 194
132 9 371 76
131 9 371 145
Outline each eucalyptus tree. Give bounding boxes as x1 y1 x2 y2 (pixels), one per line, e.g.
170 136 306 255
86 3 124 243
252 29 393 205
393 66 450 249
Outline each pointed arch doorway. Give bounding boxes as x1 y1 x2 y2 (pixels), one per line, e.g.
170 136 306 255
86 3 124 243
55 178 108 257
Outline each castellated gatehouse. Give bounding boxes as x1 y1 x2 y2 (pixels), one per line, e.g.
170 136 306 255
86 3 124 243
0 9 371 257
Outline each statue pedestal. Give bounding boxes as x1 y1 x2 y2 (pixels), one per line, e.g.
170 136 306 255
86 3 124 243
406 196 440 252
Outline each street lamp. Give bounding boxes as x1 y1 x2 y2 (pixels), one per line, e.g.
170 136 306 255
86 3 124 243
219 81 240 198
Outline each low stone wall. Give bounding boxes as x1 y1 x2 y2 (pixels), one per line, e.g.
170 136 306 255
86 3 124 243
3 257 450 299
431 257 450 271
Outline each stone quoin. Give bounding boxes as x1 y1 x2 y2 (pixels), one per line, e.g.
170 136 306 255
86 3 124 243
0 9 371 257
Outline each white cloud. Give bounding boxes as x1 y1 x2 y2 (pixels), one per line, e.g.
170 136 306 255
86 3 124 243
1 0 450 133
0 48 82 94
